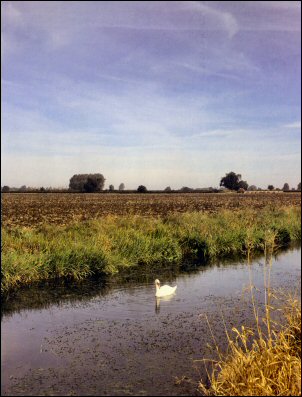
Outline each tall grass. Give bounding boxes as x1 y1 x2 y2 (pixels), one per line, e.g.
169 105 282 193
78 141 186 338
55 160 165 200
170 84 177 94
2 207 301 294
198 231 301 396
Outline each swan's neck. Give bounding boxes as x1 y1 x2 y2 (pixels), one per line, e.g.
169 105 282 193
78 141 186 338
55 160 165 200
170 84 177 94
155 284 160 292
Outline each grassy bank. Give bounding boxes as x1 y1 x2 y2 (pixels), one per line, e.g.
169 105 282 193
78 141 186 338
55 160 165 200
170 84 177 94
2 207 301 294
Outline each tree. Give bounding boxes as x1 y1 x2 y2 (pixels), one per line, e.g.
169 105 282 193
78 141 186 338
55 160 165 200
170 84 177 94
2 186 10 192
164 186 172 192
220 172 248 191
83 177 98 193
69 174 105 192
180 186 193 192
137 185 147 193
40 187 46 192
268 185 274 191
19 185 27 192
119 183 125 191
109 184 114 192
282 183 290 191
237 180 249 190
247 185 257 191
297 182 301 191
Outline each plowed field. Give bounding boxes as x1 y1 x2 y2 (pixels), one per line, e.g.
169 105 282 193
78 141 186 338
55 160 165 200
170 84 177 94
2 192 301 228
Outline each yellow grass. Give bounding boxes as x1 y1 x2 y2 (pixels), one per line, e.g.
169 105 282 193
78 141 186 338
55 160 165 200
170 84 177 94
199 241 301 396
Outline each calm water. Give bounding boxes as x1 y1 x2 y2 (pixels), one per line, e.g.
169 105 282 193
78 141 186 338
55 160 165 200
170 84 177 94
1 247 301 396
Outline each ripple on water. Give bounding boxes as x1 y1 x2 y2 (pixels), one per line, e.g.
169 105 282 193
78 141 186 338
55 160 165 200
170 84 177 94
1 247 301 396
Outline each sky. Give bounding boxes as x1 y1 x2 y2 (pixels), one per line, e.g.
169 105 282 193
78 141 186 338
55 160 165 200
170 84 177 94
1 1 301 190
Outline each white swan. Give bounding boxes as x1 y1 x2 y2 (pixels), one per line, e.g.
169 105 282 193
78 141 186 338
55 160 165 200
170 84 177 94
155 279 177 297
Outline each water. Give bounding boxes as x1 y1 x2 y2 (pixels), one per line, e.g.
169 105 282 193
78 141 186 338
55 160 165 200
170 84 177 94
1 247 301 396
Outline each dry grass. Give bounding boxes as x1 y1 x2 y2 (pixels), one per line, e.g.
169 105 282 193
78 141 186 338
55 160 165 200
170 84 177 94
199 299 301 396
198 241 301 396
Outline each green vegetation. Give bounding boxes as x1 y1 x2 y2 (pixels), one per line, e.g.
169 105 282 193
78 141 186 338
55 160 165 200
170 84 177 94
69 173 106 192
220 171 249 191
2 207 301 294
137 185 147 193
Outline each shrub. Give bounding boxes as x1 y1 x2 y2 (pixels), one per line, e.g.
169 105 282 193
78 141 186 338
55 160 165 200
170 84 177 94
137 185 147 193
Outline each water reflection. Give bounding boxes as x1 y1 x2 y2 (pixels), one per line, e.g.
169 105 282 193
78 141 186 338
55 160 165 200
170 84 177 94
1 279 109 319
1 246 300 397
155 298 160 314
2 243 300 318
155 294 177 314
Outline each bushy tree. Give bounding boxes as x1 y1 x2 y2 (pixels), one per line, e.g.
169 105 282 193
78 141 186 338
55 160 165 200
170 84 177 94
119 183 125 191
237 180 249 190
297 182 301 191
164 186 172 192
282 183 290 191
137 185 147 193
83 177 98 193
268 185 274 191
220 172 248 191
180 186 193 192
2 186 10 192
109 184 114 192
69 174 105 192
247 185 257 191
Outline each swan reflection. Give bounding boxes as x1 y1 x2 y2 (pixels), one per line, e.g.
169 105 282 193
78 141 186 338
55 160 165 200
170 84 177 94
155 293 176 314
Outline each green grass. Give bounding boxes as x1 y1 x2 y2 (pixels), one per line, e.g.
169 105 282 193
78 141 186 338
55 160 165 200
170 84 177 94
1 207 301 294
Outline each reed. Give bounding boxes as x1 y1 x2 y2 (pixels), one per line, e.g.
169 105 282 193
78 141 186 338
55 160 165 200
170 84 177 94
2 206 301 294
198 230 301 396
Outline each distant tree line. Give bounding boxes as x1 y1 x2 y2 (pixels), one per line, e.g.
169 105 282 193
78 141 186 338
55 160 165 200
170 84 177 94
2 172 301 193
1 185 70 193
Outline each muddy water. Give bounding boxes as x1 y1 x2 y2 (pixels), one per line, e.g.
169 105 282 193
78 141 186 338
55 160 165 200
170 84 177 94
1 247 301 396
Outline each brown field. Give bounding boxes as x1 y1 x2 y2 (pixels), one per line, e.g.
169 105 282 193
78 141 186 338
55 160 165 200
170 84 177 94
2 192 301 228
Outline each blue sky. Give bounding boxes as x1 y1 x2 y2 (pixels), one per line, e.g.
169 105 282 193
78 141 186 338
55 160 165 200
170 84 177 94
2 1 301 189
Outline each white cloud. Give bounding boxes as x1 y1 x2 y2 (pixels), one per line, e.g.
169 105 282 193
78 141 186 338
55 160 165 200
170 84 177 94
2 2 23 25
284 121 301 129
258 1 301 11
182 1 239 38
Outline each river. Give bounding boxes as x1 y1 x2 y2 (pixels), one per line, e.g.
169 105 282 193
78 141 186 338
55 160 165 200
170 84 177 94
1 246 301 396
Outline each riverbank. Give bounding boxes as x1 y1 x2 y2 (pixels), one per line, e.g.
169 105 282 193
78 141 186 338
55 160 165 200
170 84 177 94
2 207 301 294
2 246 301 396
